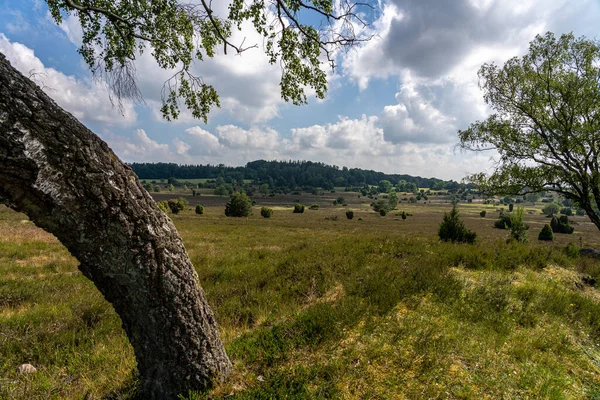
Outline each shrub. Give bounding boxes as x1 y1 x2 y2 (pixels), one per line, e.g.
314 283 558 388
309 204 320 210
336 196 346 205
225 192 253 217
560 207 573 216
324 215 338 221
157 200 169 213
480 210 486 217
550 215 574 234
494 210 512 229
565 243 580 258
576 209 586 216
371 199 388 213
293 204 305 213
401 211 407 220
195 204 204 215
509 207 528 243
260 206 273 218
538 224 554 241
346 210 354 220
167 197 188 214
542 202 560 217
438 203 477 244
379 209 387 216
508 203 514 212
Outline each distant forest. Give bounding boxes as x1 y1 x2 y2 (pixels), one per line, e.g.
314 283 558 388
130 160 467 191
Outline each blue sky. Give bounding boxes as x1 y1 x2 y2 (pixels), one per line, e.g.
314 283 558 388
1 0 599 180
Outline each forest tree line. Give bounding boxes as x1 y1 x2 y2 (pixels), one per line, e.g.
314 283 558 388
130 160 468 191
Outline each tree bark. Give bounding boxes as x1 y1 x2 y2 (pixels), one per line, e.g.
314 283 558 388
0 53 231 398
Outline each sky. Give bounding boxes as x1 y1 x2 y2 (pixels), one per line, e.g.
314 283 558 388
1 0 599 180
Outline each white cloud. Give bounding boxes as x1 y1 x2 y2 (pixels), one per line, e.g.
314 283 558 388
0 33 137 127
100 117 497 180
342 0 600 150
58 13 83 47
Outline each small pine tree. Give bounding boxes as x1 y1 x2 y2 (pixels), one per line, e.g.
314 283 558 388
401 211 407 220
438 203 477 244
509 207 528 242
346 210 354 219
538 224 554 241
225 192 253 217
550 215 574 234
261 206 273 218
293 204 305 213
195 204 204 215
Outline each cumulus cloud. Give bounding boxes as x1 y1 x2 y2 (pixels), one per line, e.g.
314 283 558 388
104 129 171 162
102 117 496 180
0 33 137 127
288 115 392 155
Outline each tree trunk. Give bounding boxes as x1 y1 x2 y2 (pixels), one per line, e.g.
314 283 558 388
0 53 231 398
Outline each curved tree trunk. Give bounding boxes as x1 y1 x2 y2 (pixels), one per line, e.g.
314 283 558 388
0 53 231 398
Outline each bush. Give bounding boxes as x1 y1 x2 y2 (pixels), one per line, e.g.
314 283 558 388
565 243 580 258
371 199 388 213
346 210 354 220
494 210 512 229
508 203 514 212
167 197 188 214
225 192 253 217
480 210 486 217
309 204 319 210
260 206 273 218
560 207 573 216
550 215 574 234
379 209 387 216
576 209 586 216
324 215 338 221
336 196 346 205
509 207 528 243
195 204 204 215
538 224 554 241
401 211 407 220
542 202 560 217
293 204 305 213
438 203 477 244
157 200 169 213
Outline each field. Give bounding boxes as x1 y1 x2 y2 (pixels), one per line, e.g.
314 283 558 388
2 191 600 399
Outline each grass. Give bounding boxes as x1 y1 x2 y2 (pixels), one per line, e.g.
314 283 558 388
2 195 600 399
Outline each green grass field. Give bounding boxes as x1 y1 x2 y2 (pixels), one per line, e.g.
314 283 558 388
2 194 600 399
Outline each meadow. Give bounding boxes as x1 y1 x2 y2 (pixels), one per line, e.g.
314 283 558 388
2 190 600 399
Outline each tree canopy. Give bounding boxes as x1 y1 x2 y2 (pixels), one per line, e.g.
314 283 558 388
459 32 600 231
46 0 372 121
